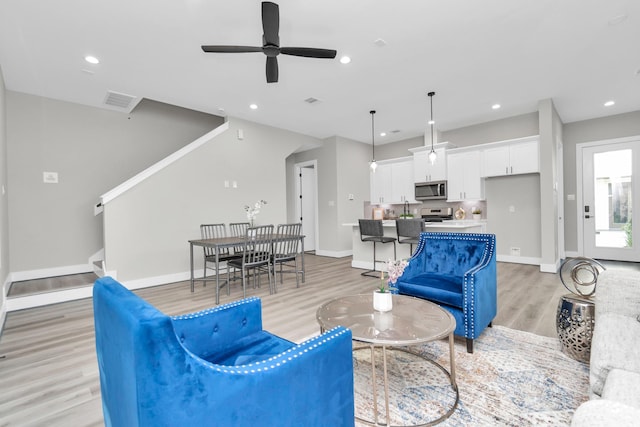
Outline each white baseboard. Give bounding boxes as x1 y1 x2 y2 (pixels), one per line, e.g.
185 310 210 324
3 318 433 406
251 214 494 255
6 285 95 311
5 271 193 312
496 254 541 265
123 271 192 291
10 264 94 283
315 249 353 258
0 300 6 336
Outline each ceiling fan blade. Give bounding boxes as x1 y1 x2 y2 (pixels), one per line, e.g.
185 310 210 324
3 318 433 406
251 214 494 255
266 56 278 83
262 2 280 46
280 47 337 59
201 45 263 53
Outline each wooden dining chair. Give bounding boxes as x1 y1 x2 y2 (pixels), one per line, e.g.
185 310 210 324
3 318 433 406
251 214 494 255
272 223 303 289
227 225 274 298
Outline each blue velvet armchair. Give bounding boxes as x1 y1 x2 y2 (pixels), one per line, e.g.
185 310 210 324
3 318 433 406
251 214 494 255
93 277 355 427
394 232 497 353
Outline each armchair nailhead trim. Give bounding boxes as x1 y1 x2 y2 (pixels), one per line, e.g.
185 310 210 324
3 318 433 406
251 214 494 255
171 297 261 321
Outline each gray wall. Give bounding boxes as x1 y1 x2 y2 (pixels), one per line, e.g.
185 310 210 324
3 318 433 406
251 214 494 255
538 99 562 269
441 112 539 147
485 174 541 258
0 67 9 317
6 93 223 274
375 135 423 160
104 117 319 282
290 138 338 253
336 136 371 251
562 110 640 252
288 135 371 255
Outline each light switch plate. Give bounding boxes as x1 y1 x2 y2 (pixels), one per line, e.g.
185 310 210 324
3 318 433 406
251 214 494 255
43 172 59 184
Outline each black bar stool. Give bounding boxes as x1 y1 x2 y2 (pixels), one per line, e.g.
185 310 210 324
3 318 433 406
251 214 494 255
358 219 396 278
395 218 425 256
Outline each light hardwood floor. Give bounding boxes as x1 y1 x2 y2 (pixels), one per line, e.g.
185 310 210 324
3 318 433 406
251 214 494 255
0 255 635 426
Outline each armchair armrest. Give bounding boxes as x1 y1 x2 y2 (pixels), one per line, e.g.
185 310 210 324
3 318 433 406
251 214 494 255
141 326 355 427
171 297 264 362
462 248 497 339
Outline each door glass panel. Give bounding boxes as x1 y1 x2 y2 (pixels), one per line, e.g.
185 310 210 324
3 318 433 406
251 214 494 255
593 149 632 248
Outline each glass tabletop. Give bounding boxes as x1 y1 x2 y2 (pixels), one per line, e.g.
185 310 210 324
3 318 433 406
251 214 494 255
316 293 456 346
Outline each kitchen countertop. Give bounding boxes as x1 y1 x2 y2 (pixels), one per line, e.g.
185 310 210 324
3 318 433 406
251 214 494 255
343 219 486 228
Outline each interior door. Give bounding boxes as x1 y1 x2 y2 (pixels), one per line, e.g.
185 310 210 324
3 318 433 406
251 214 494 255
582 142 638 261
299 164 317 252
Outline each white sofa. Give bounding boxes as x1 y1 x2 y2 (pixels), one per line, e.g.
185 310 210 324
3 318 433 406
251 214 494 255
571 268 640 426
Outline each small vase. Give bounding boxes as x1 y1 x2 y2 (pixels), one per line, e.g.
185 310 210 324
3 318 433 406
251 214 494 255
473 214 481 220
373 291 393 312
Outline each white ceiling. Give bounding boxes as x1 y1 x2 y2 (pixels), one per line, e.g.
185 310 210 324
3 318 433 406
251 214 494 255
1 0 639 145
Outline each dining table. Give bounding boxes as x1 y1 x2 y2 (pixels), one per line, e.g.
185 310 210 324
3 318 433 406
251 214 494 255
188 233 305 304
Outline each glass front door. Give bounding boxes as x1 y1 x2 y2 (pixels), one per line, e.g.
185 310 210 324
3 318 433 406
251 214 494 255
582 142 637 261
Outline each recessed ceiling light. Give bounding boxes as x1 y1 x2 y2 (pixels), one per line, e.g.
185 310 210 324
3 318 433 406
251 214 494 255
340 56 351 64
84 55 99 64
374 38 387 47
249 104 258 110
492 104 501 110
604 100 615 107
379 132 386 137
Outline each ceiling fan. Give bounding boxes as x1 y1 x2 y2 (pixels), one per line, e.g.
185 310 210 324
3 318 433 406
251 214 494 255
201 1 337 83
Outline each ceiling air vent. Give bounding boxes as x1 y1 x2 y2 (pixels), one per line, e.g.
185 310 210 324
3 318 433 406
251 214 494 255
304 97 321 105
104 90 137 109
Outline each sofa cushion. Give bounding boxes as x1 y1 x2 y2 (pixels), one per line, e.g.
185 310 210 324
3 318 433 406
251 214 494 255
571 399 640 427
596 269 640 320
601 369 640 409
590 313 640 397
397 273 463 307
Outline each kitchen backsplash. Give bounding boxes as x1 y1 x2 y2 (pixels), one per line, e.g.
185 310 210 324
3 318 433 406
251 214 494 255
364 200 487 220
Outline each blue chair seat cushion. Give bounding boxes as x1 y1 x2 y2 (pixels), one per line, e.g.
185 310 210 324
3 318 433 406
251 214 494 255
206 330 296 366
397 273 463 308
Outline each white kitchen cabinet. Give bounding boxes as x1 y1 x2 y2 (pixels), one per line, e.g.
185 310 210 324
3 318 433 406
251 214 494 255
370 158 415 204
391 159 416 203
370 163 392 204
446 150 484 201
413 147 446 183
481 138 539 177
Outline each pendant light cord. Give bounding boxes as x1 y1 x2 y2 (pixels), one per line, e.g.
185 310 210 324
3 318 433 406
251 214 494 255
428 92 435 151
370 110 376 160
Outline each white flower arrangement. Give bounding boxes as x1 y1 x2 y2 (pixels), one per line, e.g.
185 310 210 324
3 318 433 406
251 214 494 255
385 258 409 291
244 200 267 226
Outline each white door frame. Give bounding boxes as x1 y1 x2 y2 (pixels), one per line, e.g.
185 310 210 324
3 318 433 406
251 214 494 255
295 160 319 253
556 140 565 260
576 135 640 259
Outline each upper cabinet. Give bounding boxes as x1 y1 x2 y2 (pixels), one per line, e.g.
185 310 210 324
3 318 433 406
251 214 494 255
446 149 484 201
412 147 447 183
370 157 416 204
481 136 539 178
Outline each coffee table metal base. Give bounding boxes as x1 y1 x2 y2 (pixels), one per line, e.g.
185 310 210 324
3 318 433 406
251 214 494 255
354 335 459 427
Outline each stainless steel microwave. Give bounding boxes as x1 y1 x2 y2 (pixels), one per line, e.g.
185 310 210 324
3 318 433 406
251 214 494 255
415 180 447 200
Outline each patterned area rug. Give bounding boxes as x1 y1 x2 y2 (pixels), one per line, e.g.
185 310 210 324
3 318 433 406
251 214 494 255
353 325 589 426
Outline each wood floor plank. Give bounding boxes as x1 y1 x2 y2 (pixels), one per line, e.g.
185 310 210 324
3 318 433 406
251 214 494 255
0 254 634 426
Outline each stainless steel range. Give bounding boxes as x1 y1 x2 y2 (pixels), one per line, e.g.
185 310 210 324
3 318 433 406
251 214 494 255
421 207 454 222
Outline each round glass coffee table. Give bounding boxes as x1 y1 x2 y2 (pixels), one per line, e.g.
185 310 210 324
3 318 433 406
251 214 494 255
317 293 459 426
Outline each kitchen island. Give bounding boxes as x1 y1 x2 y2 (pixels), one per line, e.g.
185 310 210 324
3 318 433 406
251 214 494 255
346 220 486 271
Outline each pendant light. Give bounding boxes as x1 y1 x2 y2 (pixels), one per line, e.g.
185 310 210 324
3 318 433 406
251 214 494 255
369 110 378 172
427 91 437 165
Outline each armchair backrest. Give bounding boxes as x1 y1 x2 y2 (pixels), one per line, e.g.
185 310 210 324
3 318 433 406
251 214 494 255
93 277 264 426
93 276 178 427
403 232 496 278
